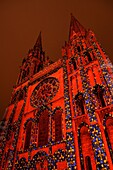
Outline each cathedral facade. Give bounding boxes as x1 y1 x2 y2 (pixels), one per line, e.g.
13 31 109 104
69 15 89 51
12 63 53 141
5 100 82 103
0 15 113 170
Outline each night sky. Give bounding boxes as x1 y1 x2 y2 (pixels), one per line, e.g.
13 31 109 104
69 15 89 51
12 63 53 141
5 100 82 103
0 0 113 120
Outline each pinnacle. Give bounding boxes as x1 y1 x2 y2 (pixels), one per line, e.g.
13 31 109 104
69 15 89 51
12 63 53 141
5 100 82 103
69 14 86 39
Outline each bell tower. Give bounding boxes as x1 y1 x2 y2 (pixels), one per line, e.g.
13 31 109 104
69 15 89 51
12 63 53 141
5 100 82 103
62 14 113 169
17 32 44 85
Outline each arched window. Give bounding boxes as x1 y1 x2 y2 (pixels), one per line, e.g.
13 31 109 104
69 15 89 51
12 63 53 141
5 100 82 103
24 121 32 150
37 63 42 72
79 125 96 170
53 109 62 142
75 92 85 115
85 156 92 170
77 46 81 52
71 57 77 70
93 84 105 107
38 109 49 147
85 51 92 62
34 62 43 74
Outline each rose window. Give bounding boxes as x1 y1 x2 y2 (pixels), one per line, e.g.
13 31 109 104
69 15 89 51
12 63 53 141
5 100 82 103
30 77 59 107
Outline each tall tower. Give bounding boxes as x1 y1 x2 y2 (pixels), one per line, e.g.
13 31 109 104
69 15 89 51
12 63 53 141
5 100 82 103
0 15 113 170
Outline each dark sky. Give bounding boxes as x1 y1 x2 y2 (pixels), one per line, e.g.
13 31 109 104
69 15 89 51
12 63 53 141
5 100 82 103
0 0 113 119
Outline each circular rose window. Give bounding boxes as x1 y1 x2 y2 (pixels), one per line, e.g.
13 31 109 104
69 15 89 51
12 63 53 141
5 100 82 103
30 77 59 108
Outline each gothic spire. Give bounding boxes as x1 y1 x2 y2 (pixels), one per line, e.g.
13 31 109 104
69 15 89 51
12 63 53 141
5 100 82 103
34 31 42 52
69 14 86 39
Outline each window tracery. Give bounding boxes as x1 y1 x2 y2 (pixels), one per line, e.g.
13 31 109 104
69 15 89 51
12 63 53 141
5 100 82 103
30 77 59 108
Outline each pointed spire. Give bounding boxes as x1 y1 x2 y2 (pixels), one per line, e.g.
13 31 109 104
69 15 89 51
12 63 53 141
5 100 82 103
34 32 42 52
69 14 86 39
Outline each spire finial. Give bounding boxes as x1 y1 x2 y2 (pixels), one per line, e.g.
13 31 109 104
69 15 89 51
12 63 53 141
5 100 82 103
69 14 86 39
34 31 42 52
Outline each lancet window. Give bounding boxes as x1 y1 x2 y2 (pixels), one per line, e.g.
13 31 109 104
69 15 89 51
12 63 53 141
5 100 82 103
78 124 95 170
38 109 49 147
75 92 85 116
93 84 105 107
52 108 62 142
24 121 32 150
84 51 92 62
71 57 77 70
77 46 81 52
34 61 43 74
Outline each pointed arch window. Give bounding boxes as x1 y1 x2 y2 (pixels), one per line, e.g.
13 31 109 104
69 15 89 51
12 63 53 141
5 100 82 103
53 109 62 142
84 51 92 62
93 84 105 107
78 125 96 170
77 46 81 52
71 57 77 70
38 109 49 147
34 61 43 74
37 62 43 72
75 92 85 115
24 121 32 150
